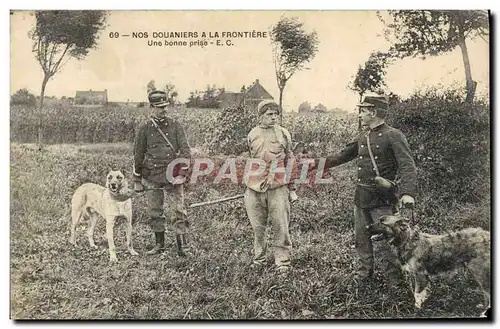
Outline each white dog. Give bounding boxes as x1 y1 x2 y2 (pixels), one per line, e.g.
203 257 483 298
69 170 139 262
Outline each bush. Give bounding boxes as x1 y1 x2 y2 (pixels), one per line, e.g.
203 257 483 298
206 105 258 156
11 89 37 108
387 87 490 212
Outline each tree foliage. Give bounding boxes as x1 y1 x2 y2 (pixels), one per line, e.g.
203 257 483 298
379 10 489 103
163 82 178 105
11 88 37 108
147 80 156 94
312 103 328 113
298 101 312 113
349 51 392 101
387 86 489 213
30 10 108 145
31 11 108 86
207 105 258 155
271 16 319 121
186 85 224 109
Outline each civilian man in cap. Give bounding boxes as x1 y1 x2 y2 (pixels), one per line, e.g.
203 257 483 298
244 99 298 273
317 95 417 284
133 90 191 256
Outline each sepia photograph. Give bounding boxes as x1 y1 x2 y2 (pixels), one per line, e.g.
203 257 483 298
9 9 491 320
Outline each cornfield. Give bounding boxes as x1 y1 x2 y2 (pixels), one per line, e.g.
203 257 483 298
10 104 358 156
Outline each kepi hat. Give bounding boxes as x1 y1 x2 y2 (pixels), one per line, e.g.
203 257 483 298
148 90 170 108
357 95 389 110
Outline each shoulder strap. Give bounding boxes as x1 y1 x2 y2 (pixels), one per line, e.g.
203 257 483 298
150 118 179 155
366 133 380 176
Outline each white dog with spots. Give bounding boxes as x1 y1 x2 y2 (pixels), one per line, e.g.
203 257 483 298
69 170 139 262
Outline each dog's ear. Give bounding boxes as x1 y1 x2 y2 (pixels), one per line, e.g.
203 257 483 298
399 220 410 231
117 169 131 180
105 172 111 187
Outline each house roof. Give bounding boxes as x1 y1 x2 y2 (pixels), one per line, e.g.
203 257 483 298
244 79 273 100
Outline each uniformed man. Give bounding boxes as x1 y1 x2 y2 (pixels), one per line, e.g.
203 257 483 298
133 90 191 256
244 99 298 273
318 95 417 283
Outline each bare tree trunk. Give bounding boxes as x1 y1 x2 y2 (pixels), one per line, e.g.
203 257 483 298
278 87 284 124
38 75 49 148
458 32 476 104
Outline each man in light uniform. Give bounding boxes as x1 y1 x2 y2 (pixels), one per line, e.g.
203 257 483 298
244 100 298 273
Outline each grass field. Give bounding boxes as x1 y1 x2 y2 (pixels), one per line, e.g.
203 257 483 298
10 142 488 319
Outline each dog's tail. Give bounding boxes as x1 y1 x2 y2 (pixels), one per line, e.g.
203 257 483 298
70 187 88 226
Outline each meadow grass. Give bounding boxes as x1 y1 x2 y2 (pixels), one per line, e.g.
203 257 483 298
10 143 487 319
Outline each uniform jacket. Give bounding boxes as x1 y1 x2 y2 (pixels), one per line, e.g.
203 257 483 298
133 117 190 184
323 123 417 209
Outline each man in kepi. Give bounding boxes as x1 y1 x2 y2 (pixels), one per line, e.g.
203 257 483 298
317 95 417 284
133 90 191 257
244 100 298 274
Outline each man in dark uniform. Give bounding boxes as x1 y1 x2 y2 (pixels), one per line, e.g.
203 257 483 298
318 95 417 283
133 90 191 256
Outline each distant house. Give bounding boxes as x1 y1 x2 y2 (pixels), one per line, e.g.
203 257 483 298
185 79 274 109
74 89 108 106
220 79 274 109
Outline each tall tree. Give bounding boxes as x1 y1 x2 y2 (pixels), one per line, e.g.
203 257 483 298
271 16 319 122
349 51 392 102
30 10 108 146
349 51 392 130
163 82 178 104
379 10 489 104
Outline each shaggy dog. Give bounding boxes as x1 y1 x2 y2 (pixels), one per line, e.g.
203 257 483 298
367 215 490 316
69 170 139 262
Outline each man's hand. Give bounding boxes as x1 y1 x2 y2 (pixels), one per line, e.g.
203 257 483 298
310 158 318 170
399 195 415 209
134 181 145 193
178 164 190 178
171 177 186 185
289 190 299 203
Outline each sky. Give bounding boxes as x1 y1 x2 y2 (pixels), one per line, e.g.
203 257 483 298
10 10 490 112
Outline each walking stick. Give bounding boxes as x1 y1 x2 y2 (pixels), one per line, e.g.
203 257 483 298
188 194 245 209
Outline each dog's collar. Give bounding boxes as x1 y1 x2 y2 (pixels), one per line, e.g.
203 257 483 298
109 190 131 202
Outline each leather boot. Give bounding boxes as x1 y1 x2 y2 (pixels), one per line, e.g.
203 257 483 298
176 233 189 257
146 231 165 255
